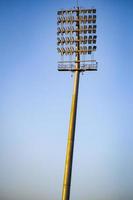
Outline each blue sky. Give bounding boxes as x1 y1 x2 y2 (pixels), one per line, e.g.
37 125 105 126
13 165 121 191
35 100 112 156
0 0 133 200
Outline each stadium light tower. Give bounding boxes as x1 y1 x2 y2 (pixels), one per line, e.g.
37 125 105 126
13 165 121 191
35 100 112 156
57 6 98 200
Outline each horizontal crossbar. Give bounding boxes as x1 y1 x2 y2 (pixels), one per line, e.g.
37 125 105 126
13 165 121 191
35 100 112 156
58 60 96 63
58 67 97 72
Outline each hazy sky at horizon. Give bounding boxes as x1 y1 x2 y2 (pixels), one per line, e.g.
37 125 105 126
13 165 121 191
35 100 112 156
0 0 133 200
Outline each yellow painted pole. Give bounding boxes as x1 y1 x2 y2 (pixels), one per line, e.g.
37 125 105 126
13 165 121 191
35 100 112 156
62 8 80 200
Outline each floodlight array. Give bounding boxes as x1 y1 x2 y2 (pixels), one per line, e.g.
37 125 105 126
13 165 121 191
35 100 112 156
57 25 96 34
57 46 96 55
57 7 97 71
57 8 96 15
57 15 96 24
57 36 97 45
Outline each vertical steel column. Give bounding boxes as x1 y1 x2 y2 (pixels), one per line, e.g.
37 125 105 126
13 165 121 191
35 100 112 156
62 7 80 200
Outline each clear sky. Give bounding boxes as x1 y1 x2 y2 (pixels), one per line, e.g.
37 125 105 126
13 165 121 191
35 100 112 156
0 0 133 200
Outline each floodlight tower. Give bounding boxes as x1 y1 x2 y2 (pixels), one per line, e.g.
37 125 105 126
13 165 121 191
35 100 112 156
57 6 97 200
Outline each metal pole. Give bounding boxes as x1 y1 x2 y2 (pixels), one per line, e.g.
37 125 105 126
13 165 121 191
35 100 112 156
62 8 80 200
